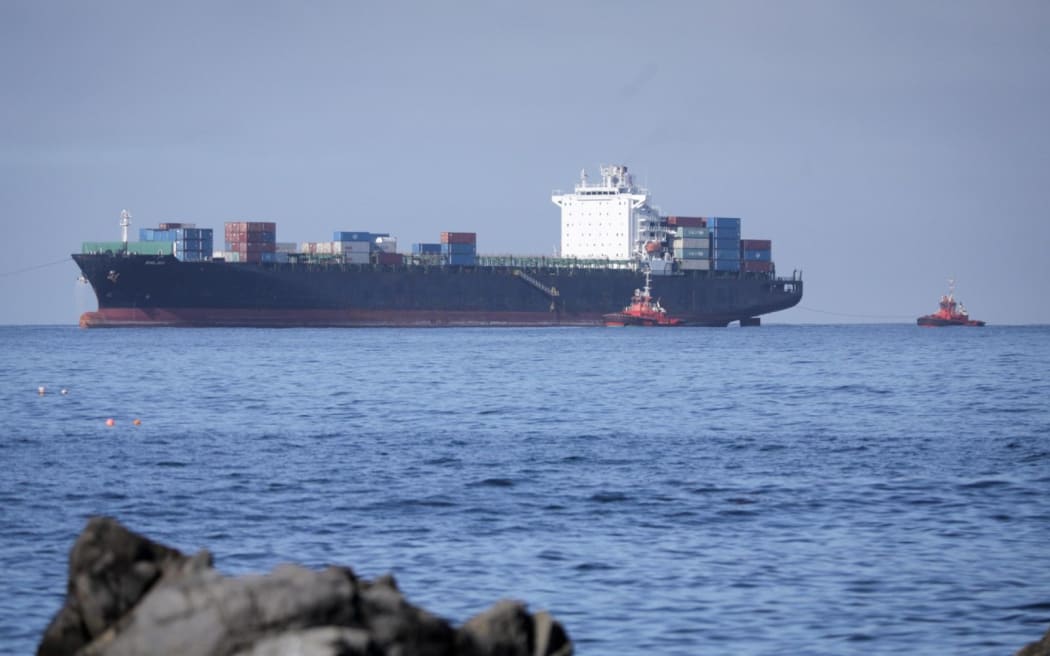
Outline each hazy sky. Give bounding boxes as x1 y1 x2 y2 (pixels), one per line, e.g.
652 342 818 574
2 1 1048 324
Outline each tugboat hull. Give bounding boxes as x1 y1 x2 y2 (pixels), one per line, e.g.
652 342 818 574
917 316 985 327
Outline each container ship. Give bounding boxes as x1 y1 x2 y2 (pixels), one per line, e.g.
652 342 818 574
73 166 803 327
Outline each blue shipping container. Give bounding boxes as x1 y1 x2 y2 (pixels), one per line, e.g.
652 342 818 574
710 226 741 237
413 243 443 254
712 237 740 249
709 217 742 229
713 248 740 260
141 229 179 242
713 259 741 272
334 231 388 242
441 243 476 255
742 249 772 261
447 254 476 266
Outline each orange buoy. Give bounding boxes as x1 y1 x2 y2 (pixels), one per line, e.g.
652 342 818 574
133 418 142 426
105 418 115 427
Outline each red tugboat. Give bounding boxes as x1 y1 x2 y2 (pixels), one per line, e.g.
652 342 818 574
603 271 685 327
917 280 985 327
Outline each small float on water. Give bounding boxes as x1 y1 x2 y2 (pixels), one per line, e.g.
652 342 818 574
917 279 985 327
603 270 684 327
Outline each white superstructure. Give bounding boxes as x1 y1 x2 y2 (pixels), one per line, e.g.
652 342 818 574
552 165 661 262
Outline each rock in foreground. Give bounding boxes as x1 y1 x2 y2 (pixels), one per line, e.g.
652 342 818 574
38 517 572 656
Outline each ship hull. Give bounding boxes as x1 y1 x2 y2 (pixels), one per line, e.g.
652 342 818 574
917 316 985 327
73 254 803 328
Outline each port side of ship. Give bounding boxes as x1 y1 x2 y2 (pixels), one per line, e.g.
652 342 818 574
73 254 801 327
73 165 802 327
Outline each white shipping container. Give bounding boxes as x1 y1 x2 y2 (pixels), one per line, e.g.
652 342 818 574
673 237 710 249
333 240 371 254
301 242 335 255
222 251 241 262
343 252 371 264
678 259 710 271
276 242 298 253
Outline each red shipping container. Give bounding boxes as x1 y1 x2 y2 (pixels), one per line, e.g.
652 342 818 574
740 239 772 250
440 231 477 244
666 216 706 228
377 252 404 265
742 260 773 272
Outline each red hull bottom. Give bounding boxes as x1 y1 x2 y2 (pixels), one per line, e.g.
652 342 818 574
79 308 605 328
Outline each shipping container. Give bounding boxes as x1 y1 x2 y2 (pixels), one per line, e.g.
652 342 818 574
740 239 771 251
712 237 741 251
447 254 477 266
713 248 741 261
343 252 371 265
158 222 196 230
742 260 773 273
334 231 388 242
675 226 709 239
412 243 443 255
276 242 298 253
708 217 741 229
666 216 706 228
226 241 277 253
713 259 741 272
678 259 711 271
333 240 371 254
441 243 476 255
83 241 175 255
376 252 404 265
300 242 335 255
673 237 709 249
673 248 710 260
374 237 398 253
742 249 772 261
441 232 477 244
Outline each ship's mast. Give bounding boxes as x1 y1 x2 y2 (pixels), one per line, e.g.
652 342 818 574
120 209 132 244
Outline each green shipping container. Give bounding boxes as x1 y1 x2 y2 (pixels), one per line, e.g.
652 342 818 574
675 227 709 239
82 241 175 255
674 248 710 260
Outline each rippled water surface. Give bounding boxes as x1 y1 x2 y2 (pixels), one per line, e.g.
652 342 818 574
2 325 1049 654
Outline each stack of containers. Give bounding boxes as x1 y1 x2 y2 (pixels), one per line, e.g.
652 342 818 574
301 241 337 256
709 217 742 272
441 232 476 265
412 242 444 265
225 221 276 263
82 241 176 256
333 231 388 265
665 216 706 229
140 225 214 261
740 239 773 273
672 225 710 271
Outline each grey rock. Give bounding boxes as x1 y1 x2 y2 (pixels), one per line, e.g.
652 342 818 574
37 516 209 656
36 517 573 656
457 600 572 656
232 627 378 656
1017 625 1050 656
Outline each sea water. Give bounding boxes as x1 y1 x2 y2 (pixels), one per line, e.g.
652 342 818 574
1 324 1048 655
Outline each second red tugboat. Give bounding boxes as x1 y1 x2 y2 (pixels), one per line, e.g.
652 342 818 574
603 270 685 327
917 279 985 327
